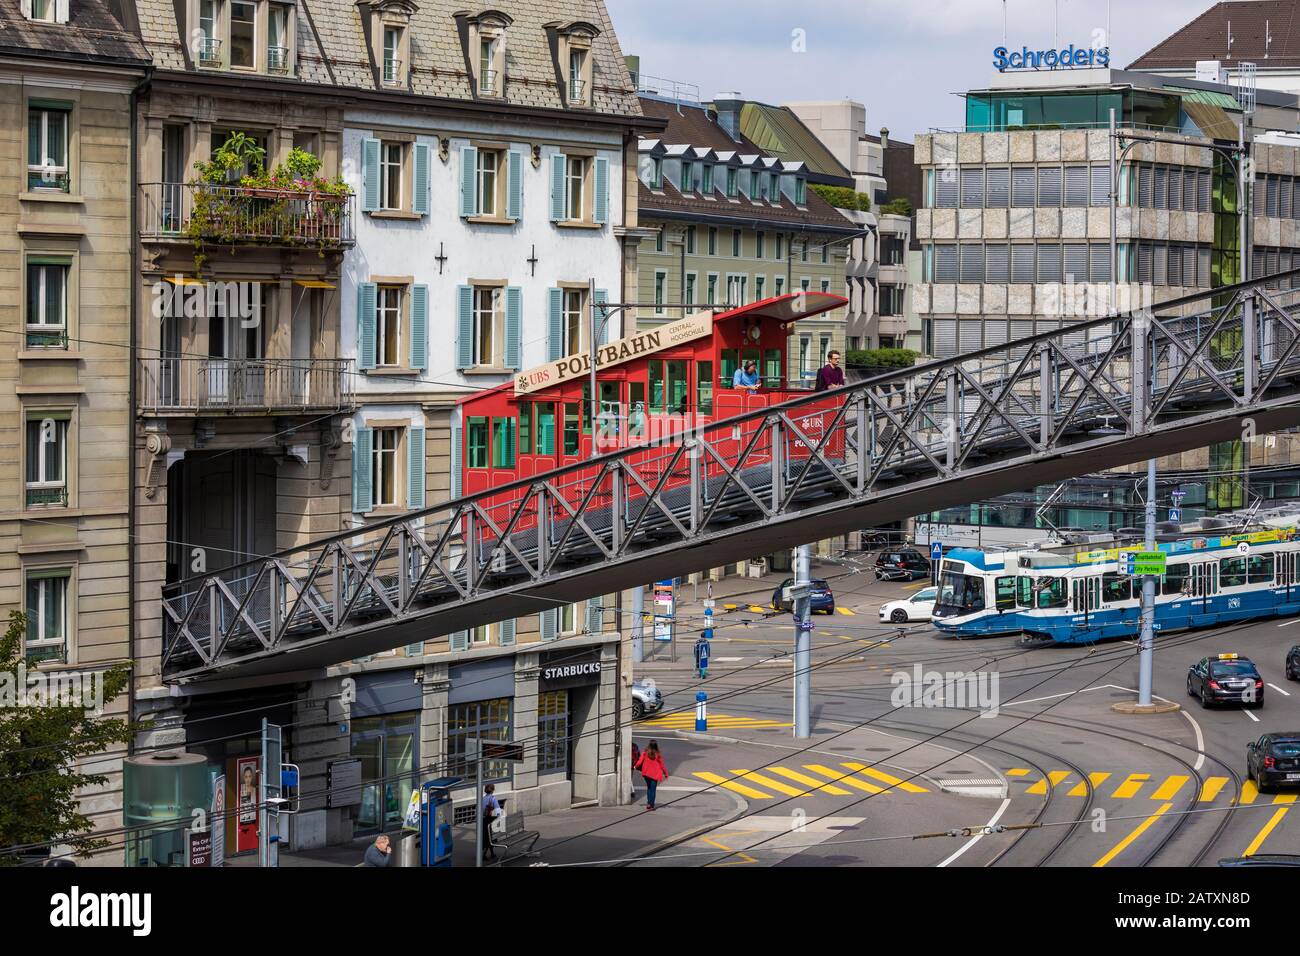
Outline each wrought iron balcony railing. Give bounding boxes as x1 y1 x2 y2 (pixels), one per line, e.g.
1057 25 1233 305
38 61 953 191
138 357 354 414
198 37 222 68
267 45 290 74
139 182 355 248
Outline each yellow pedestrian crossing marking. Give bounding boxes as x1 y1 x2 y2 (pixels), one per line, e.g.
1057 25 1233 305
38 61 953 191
841 761 928 793
731 769 809 797
1150 775 1190 801
1067 772 1112 797
836 607 855 616
1111 773 1150 799
1093 803 1173 867
1026 770 1072 795
748 605 767 614
642 712 791 730
767 766 852 795
1199 777 1230 802
1006 768 1031 777
803 764 889 794
1239 781 1261 805
1244 806 1291 857
692 771 771 801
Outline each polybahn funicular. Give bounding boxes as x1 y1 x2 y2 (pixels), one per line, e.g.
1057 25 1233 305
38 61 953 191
455 292 849 545
930 512 1300 645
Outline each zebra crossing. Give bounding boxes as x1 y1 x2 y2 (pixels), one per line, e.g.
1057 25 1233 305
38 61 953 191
641 711 791 730
1007 768 1299 805
692 762 929 800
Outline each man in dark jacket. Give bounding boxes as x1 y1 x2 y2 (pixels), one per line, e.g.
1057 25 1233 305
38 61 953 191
815 350 844 392
363 834 391 867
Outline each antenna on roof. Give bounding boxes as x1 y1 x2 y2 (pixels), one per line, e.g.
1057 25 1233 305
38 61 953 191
1237 61 1258 115
1227 19 1233 58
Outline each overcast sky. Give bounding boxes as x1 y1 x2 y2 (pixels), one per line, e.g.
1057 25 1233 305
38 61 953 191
605 0 1213 141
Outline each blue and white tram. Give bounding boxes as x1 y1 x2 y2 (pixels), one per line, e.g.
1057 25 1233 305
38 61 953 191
931 527 1300 644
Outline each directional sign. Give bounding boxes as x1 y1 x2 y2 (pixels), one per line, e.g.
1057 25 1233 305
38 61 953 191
1132 551 1167 576
1120 552 1136 576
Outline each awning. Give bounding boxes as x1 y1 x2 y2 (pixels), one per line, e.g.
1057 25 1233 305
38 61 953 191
1181 100 1241 141
1166 86 1244 110
163 276 206 286
716 291 849 325
294 279 336 289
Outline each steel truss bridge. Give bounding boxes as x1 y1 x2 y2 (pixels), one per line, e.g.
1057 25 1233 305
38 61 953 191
163 273 1300 682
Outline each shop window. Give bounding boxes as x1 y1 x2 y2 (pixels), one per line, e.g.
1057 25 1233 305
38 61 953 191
538 690 569 774
352 712 419 833
447 698 512 780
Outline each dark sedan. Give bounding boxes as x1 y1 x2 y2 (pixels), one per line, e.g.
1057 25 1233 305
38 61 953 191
1247 733 1300 794
771 578 836 614
1187 654 1264 708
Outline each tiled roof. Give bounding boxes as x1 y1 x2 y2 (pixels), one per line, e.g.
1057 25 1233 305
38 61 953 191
1129 0 1300 69
638 96 761 151
638 180 857 232
0 0 149 65
135 0 642 116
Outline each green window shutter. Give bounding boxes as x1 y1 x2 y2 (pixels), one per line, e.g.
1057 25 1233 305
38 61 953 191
405 640 425 657
412 142 430 215
550 152 567 221
357 282 377 370
450 424 462 499
409 284 428 370
456 285 474 369
540 608 557 642
407 426 425 509
362 138 381 212
594 156 609 224
499 618 516 646
351 427 373 513
584 599 602 634
594 289 610 346
507 150 523 220
450 630 469 652
459 146 478 218
547 287 564 360
504 286 522 369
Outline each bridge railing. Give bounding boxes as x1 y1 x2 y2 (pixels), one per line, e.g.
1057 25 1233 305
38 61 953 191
160 272 1300 676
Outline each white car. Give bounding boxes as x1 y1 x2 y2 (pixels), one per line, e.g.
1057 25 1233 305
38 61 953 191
879 586 939 624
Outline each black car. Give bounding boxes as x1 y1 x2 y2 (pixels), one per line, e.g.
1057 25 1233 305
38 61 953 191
1288 644 1300 681
1218 854 1300 867
771 578 836 614
1246 733 1300 794
1187 654 1264 708
874 549 931 582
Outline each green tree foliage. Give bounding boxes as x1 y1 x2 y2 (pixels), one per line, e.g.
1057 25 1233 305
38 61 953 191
879 197 914 217
0 611 135 864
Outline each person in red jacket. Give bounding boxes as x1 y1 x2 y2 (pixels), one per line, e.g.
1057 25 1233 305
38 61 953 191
633 740 668 810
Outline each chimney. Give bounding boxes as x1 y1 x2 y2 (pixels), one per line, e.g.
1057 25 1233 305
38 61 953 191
713 92 745 141
879 127 890 150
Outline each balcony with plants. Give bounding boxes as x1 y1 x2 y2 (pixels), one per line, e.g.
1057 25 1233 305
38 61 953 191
140 134 355 270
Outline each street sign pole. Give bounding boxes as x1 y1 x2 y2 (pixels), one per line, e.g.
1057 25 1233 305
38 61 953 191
793 543 811 739
1137 459 1157 707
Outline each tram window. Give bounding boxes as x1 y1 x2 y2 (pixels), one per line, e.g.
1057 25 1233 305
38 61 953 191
1219 556 1247 588
696 361 713 415
581 383 592 435
563 404 580 455
601 382 620 433
667 360 688 414
1016 576 1033 607
994 576 1017 611
467 417 489 469
1102 573 1131 603
650 361 665 412
1162 563 1188 595
492 417 516 468
533 402 556 455
721 350 739 385
518 401 529 452
628 382 647 438
764 349 783 388
1036 578 1067 609
1247 553 1275 583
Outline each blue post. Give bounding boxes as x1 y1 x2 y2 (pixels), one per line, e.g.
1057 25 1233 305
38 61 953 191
694 638 710 679
695 692 707 732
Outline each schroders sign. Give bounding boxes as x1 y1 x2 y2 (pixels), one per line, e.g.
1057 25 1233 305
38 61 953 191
514 310 714 395
993 44 1110 72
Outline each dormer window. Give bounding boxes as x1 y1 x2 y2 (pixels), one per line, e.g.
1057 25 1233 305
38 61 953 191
29 0 56 21
461 11 512 98
479 37 499 94
702 164 714 195
384 27 404 85
199 0 222 67
568 48 587 103
549 20 598 108
795 177 807 206
725 167 738 198
650 157 663 189
268 5 291 74
751 170 764 201
195 0 296 75
230 2 256 70
680 161 693 194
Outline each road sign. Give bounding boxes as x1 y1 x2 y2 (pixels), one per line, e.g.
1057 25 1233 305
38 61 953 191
930 541 943 561
1120 552 1136 575
1132 551 1167 576
1168 507 1181 522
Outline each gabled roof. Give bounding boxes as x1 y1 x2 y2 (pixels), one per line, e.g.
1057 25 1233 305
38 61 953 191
734 101 852 182
134 0 642 115
1129 0 1300 70
638 96 761 151
0 0 148 66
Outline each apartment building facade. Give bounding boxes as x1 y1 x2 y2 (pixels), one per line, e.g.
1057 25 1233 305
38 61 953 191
128 0 653 863
0 1 149 857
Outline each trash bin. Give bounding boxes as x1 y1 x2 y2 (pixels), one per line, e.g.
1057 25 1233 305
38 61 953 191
392 831 420 868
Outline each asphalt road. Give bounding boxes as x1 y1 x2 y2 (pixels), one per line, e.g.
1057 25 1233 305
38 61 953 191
630 564 1300 867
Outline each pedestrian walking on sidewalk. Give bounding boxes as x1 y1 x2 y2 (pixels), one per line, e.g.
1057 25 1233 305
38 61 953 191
634 740 668 810
481 783 502 862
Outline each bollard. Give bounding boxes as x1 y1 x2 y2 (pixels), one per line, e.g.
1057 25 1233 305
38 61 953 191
695 692 707 732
